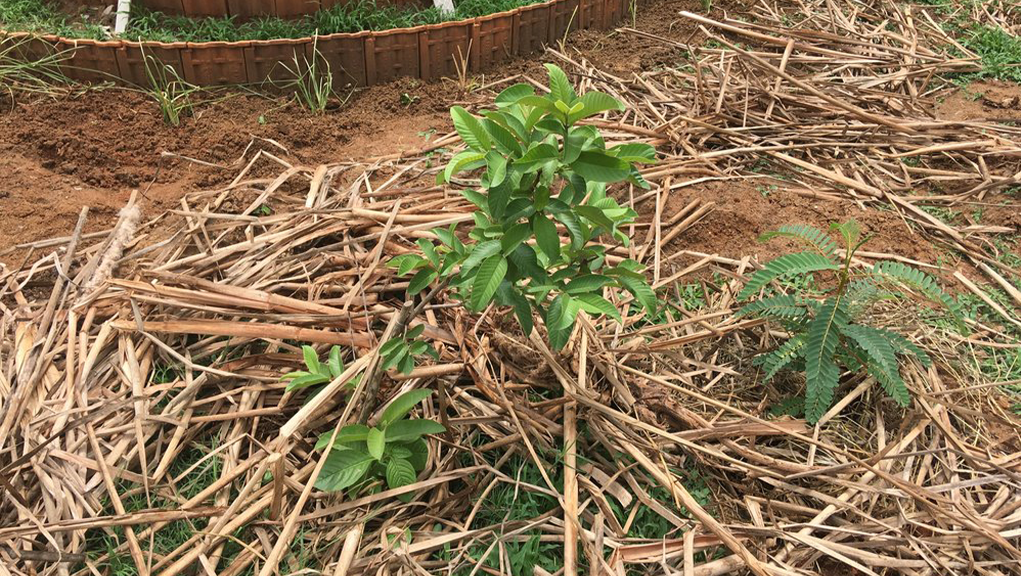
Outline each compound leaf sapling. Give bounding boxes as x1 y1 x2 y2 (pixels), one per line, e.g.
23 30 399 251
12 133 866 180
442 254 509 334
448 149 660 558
739 220 961 423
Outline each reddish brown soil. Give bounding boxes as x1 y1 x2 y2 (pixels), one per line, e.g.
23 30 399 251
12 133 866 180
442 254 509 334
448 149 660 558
0 85 448 261
0 0 718 265
937 80 1021 123
658 180 945 265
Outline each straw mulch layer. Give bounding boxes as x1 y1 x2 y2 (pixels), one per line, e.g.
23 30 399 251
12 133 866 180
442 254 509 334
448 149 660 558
1 0 1020 574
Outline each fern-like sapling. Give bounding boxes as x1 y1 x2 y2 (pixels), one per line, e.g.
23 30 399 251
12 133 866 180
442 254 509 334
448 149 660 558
738 220 963 423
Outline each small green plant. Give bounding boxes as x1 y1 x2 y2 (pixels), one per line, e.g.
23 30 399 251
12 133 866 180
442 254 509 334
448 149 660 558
0 35 72 106
283 345 359 390
960 24 1021 82
391 64 657 350
282 37 335 114
737 220 963 423
400 91 419 107
141 52 199 126
314 389 445 498
380 324 439 375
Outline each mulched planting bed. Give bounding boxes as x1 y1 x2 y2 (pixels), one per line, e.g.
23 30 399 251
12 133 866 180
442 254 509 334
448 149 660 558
1 0 1019 573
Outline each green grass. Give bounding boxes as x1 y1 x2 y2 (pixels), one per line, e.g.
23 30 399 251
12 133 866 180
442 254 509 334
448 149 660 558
1 33 73 101
141 50 200 125
959 24 1021 83
78 437 234 575
443 438 713 576
281 37 337 113
922 240 1021 386
437 454 562 575
0 0 107 38
911 0 1021 83
919 204 960 224
80 433 329 576
2 0 544 43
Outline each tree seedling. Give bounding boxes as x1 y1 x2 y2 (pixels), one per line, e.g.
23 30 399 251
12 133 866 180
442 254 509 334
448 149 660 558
738 220 963 423
390 63 658 351
314 389 445 500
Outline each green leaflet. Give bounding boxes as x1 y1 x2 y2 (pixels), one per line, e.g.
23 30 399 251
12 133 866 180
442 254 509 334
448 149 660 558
737 294 809 321
608 142 656 163
568 91 624 123
302 345 321 375
314 424 370 450
738 251 839 300
870 261 964 331
564 274 612 295
385 457 417 491
803 296 850 423
385 419 446 442
533 213 560 261
367 428 385 460
380 389 433 428
470 255 507 311
450 106 491 152
315 449 374 492
840 323 909 406
618 275 657 314
571 151 631 183
759 224 838 257
443 150 486 182
757 334 806 382
495 83 534 106
575 293 622 323
460 239 501 272
880 328 932 368
544 63 576 105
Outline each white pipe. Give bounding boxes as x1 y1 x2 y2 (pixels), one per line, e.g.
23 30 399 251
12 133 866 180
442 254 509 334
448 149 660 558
433 0 455 14
114 0 131 34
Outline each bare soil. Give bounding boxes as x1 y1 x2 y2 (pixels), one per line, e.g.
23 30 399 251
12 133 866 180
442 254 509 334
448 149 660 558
936 79 1021 123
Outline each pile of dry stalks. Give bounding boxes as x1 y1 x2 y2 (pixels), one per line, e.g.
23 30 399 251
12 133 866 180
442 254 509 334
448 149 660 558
2 0 1020 574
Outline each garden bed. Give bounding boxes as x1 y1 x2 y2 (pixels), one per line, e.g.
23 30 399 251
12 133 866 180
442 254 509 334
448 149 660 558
2 0 626 86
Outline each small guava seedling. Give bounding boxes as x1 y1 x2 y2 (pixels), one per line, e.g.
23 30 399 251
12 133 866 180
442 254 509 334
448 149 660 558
380 324 439 375
314 389 445 499
283 344 360 391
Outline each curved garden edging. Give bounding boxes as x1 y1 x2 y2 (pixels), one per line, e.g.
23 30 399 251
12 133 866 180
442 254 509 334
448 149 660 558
4 0 626 88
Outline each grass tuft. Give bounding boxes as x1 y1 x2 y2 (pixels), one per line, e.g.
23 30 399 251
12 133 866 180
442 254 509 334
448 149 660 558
0 35 73 106
141 50 199 125
279 37 343 113
959 24 1021 82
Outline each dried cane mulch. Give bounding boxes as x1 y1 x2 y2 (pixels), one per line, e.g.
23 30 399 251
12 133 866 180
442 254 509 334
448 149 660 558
2 0 1020 574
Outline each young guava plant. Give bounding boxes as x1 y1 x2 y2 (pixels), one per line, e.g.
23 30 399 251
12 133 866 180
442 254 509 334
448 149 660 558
314 390 445 499
389 64 659 349
283 344 360 391
737 220 963 423
380 324 440 375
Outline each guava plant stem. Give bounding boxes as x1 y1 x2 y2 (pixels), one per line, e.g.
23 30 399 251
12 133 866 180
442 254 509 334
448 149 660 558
358 277 451 424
